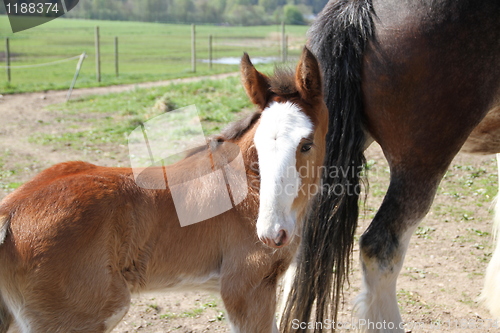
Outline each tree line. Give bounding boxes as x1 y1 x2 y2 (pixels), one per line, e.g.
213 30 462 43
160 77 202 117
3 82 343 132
36 0 329 25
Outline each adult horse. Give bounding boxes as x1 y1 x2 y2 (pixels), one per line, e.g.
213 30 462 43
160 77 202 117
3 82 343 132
281 0 500 332
0 48 328 333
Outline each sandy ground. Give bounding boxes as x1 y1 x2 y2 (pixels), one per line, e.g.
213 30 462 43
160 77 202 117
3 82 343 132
0 78 499 332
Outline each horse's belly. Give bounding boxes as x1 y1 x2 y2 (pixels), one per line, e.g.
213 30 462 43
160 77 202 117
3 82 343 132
141 271 221 294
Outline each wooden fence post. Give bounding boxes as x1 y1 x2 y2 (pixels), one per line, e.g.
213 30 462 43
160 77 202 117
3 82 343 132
114 36 119 77
95 26 101 82
281 22 286 63
66 52 87 102
209 35 213 70
191 24 196 73
284 34 288 63
5 38 11 83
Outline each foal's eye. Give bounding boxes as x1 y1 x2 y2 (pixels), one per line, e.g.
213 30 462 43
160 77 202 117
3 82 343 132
301 142 313 153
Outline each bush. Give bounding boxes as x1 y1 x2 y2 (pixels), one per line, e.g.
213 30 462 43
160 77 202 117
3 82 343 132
283 4 305 25
224 5 270 25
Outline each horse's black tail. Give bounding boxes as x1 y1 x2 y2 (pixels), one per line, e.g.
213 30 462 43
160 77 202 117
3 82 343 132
281 0 375 331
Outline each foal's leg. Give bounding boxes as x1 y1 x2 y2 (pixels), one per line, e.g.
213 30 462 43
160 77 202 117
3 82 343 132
482 153 500 318
9 271 131 333
355 167 445 333
220 270 280 333
276 260 297 325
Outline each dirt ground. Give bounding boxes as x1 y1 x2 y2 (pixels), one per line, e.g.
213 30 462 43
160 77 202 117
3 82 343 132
0 79 499 332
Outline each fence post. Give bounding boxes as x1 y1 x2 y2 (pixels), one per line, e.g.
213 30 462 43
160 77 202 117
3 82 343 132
114 36 119 77
95 26 101 82
5 38 11 83
191 24 196 73
67 52 87 102
284 34 288 63
208 35 213 70
281 22 286 63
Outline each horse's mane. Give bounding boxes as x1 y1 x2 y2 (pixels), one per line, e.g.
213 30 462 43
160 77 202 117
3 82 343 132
268 67 298 96
184 111 261 158
221 111 261 140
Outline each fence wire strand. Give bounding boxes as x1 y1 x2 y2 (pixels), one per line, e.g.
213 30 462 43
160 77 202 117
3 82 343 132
0 53 84 69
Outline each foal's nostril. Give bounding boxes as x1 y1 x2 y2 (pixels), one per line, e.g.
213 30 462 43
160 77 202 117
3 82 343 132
274 230 288 247
260 230 289 248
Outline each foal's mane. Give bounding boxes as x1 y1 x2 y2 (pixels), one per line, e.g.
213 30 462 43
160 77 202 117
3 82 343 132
268 67 298 96
183 112 261 158
220 111 261 140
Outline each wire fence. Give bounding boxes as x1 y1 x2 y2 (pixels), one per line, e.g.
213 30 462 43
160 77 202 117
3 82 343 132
1 20 309 93
0 53 82 69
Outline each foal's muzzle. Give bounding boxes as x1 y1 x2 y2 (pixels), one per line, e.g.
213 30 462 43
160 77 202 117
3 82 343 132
260 229 290 248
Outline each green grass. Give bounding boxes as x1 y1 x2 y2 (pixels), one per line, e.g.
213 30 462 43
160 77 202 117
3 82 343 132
0 16 308 93
158 308 204 319
441 163 498 203
415 226 436 239
0 150 20 191
30 75 255 151
397 289 430 309
159 300 223 320
147 303 160 312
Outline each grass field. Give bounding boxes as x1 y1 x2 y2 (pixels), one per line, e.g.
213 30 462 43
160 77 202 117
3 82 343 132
30 75 253 154
0 15 309 93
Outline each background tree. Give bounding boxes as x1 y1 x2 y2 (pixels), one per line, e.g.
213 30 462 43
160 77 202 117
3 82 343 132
47 0 329 25
283 4 305 24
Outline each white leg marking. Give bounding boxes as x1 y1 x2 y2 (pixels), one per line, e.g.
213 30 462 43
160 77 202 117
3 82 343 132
277 260 296 324
272 317 279 333
481 153 500 318
228 319 241 333
355 226 419 333
104 306 129 333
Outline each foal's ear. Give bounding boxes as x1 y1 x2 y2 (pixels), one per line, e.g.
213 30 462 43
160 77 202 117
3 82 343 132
295 47 323 101
241 53 271 110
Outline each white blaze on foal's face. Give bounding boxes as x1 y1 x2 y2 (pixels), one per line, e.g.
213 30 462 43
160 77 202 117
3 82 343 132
254 101 313 248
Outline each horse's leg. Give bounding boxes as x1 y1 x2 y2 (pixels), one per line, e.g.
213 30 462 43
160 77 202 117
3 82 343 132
355 165 445 333
356 3 500 327
220 265 280 333
481 153 500 318
5 269 131 333
221 282 279 333
23 292 130 333
276 259 297 325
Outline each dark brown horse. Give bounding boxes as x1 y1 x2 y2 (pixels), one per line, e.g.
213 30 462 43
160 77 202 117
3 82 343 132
281 0 500 332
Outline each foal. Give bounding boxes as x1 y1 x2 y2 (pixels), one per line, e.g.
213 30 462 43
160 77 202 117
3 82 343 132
0 48 327 333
